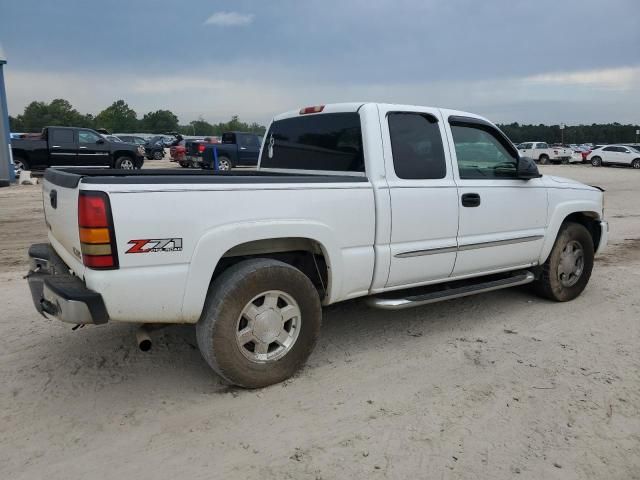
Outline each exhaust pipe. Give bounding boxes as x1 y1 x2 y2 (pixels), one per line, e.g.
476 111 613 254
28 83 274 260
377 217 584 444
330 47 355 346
136 326 153 351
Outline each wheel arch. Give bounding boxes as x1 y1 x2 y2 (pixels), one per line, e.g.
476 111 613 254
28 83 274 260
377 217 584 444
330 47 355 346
181 221 343 323
539 205 602 264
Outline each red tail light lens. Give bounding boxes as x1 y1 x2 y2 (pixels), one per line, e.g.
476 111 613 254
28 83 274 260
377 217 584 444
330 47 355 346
78 191 118 269
299 105 325 115
198 144 206 152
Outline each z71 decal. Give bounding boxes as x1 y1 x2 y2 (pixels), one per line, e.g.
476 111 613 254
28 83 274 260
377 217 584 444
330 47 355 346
126 238 183 254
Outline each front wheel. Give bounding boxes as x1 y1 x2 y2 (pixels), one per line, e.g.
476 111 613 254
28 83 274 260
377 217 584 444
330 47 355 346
115 156 135 169
533 222 594 302
591 156 602 167
196 259 322 388
153 150 164 160
631 159 640 169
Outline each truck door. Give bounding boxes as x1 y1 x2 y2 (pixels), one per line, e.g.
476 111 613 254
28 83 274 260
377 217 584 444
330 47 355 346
518 142 533 159
238 134 260 166
444 114 547 276
378 106 459 288
77 130 111 166
48 128 78 166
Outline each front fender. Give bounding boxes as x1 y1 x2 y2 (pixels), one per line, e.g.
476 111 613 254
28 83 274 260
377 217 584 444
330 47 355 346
180 220 343 323
538 198 602 264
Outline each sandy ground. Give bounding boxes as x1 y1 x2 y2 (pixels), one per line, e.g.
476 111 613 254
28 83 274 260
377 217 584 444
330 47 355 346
0 164 638 480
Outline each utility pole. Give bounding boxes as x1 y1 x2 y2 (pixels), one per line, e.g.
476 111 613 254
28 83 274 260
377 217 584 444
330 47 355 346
560 123 565 146
0 45 14 187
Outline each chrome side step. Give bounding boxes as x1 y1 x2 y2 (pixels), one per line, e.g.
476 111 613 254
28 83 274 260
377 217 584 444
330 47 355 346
367 271 535 310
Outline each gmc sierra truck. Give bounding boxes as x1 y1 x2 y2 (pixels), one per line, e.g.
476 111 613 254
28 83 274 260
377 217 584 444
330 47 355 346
27 103 607 388
11 126 145 172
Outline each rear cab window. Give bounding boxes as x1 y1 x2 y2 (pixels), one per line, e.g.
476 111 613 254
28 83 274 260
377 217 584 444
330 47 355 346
50 129 75 144
260 113 364 174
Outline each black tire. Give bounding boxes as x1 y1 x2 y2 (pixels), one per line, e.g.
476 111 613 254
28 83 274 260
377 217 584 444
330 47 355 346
631 159 640 169
561 158 569 165
533 222 594 302
217 156 232 171
153 150 164 160
591 156 602 167
539 154 549 165
115 156 135 169
179 161 189 168
196 259 322 388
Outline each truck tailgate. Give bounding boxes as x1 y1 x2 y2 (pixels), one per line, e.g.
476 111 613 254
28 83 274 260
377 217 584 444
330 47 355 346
42 173 84 275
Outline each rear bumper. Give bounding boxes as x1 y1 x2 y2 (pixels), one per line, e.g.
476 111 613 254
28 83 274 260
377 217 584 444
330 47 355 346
27 243 109 325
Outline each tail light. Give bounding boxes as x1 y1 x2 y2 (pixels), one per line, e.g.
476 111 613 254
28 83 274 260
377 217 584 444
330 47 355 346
78 191 119 269
198 144 206 153
299 105 325 115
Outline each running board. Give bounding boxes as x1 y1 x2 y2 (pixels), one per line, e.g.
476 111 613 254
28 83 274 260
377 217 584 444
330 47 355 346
367 271 535 310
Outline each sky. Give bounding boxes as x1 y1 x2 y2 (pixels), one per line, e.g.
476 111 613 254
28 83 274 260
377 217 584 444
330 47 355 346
1 0 639 126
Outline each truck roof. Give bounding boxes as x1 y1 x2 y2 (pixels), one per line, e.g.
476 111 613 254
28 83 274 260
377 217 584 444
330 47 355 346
272 102 487 123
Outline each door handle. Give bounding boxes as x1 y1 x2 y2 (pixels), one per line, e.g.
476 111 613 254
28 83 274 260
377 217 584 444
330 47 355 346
79 146 87 149
240 147 247 150
51 145 61 148
461 193 481 207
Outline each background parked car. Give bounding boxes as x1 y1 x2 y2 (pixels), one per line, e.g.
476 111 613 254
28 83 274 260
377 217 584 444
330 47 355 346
201 131 262 170
144 135 174 160
103 135 122 143
115 135 147 146
587 145 640 168
517 142 574 164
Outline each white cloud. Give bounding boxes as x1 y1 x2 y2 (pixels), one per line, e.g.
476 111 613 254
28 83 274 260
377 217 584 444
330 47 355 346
524 66 640 91
203 12 254 27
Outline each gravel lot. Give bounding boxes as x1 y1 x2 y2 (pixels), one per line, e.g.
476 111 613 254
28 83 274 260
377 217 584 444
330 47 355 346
0 164 638 480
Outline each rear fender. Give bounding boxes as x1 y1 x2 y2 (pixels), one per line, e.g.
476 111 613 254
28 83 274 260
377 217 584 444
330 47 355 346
181 220 342 322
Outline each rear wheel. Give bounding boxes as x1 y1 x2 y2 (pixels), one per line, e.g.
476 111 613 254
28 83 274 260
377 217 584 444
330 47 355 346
591 156 602 167
217 156 231 171
538 154 549 165
631 159 640 169
196 259 322 388
115 156 135 169
561 158 569 165
533 222 594 302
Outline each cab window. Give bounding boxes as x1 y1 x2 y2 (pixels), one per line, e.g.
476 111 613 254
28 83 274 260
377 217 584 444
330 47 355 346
388 112 446 179
79 130 102 144
451 124 518 179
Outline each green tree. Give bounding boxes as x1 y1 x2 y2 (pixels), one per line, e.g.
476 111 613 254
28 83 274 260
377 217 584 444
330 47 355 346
141 109 179 133
95 100 138 133
9 115 24 132
17 99 94 132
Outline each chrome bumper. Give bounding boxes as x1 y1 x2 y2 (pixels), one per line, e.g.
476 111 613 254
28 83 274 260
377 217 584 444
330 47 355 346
27 243 109 325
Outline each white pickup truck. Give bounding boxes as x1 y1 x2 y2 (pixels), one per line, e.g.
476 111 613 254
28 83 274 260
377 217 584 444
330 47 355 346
27 103 608 388
516 141 574 164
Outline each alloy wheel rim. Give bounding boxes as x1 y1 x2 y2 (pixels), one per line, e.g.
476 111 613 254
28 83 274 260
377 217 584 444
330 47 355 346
557 240 584 287
235 290 301 363
121 159 134 169
218 159 230 170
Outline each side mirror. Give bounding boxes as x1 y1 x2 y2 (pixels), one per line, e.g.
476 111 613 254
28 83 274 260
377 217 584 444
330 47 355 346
517 157 541 179
96 138 105 144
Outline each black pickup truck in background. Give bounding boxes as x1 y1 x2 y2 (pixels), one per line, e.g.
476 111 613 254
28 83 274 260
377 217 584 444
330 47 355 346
11 126 145 172
199 131 263 170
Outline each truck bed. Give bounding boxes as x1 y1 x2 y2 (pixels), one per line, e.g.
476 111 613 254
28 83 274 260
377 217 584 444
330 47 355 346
45 168 368 188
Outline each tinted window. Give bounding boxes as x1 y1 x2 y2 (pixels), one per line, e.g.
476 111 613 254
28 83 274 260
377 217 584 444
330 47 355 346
260 113 364 172
51 129 74 144
520 143 533 149
388 112 446 179
602 146 616 152
451 125 518 179
222 133 236 144
537 143 549 149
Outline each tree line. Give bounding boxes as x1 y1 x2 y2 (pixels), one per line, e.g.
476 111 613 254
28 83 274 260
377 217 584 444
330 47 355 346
498 122 640 145
9 98 639 144
8 99 267 136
